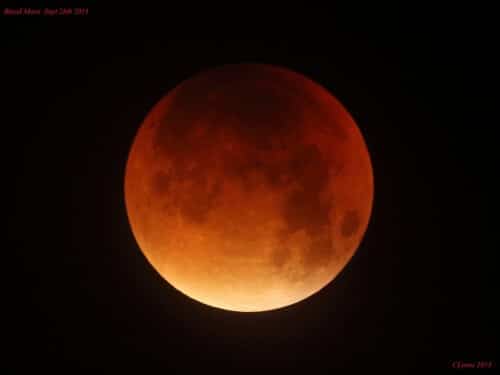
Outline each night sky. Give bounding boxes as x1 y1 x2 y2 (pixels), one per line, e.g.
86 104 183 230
4 16 496 373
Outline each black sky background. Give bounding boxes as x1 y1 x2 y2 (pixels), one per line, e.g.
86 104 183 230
4 14 497 373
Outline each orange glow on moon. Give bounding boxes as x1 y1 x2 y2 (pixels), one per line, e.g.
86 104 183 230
124 64 374 312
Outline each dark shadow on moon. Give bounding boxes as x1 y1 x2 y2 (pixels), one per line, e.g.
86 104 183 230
149 64 345 276
152 64 348 159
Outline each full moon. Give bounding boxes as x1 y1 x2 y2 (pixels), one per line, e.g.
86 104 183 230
124 64 374 312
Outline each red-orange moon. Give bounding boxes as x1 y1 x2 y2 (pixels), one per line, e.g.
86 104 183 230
125 64 373 312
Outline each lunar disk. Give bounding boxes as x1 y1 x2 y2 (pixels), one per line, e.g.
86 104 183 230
124 64 374 312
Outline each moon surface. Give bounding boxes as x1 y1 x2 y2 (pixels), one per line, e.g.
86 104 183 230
124 64 374 312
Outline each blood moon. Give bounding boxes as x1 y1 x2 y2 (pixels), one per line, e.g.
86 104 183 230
124 64 373 312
